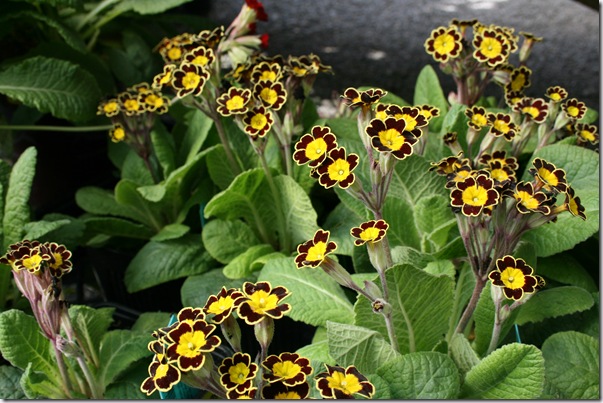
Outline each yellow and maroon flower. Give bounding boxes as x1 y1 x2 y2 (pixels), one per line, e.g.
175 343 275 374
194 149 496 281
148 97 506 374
141 91 169 114
488 255 538 301
473 28 510 67
118 91 144 116
450 174 499 216
262 381 310 399
109 124 127 143
316 147 359 189
286 54 333 78
165 318 221 371
253 80 287 110
573 123 599 145
227 387 257 399
350 220 389 246
365 117 418 160
250 61 283 83
0 240 43 271
506 66 532 93
513 97 549 123
293 125 338 168
418 104 441 122
563 186 586 220
382 105 428 138
203 287 244 324
217 87 252 116
424 26 463 63
341 87 386 109
528 158 568 193
156 33 195 64
97 98 120 117
295 229 337 268
450 18 478 36
487 112 518 141
218 352 258 393
262 352 313 386
173 307 206 326
445 165 474 189
315 364 375 399
140 341 182 396
11 244 48 274
236 281 291 325
488 161 515 187
243 106 273 139
41 242 72 278
172 63 209 98
478 150 518 171
194 26 225 50
182 46 215 69
152 64 176 90
504 89 525 108
430 153 471 176
562 98 587 121
545 86 568 103
512 181 551 215
465 106 489 130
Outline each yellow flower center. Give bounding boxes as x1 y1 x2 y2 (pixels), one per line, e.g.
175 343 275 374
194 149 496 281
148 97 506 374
471 114 488 127
500 267 526 289
359 227 381 242
124 99 139 111
566 105 580 117
580 129 596 142
272 360 302 379
112 127 126 142
228 362 251 385
167 47 182 61
326 372 363 395
248 290 279 315
522 106 540 119
480 37 503 58
515 190 540 210
537 168 559 186
260 71 277 81
400 114 417 131
159 71 172 85
375 110 388 120
378 128 404 151
182 72 201 90
226 95 245 111
549 92 562 102
462 185 489 206
260 88 278 105
22 254 43 271
306 241 327 262
453 170 471 183
292 66 308 76
175 331 207 358
207 296 234 315
250 113 268 130
145 94 164 108
305 138 328 160
493 119 510 134
511 74 526 92
103 101 118 114
191 55 209 66
275 391 301 399
327 158 351 181
49 252 64 270
434 32 456 54
490 168 509 182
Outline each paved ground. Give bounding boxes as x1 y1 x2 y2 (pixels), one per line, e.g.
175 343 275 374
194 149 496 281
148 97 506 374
206 0 600 113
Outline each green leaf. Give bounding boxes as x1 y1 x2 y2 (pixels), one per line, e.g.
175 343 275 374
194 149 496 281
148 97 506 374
113 0 194 14
376 352 460 399
177 108 213 165
424 259 456 278
206 145 237 190
461 343 544 399
98 330 152 387
0 310 57 381
3 147 36 248
106 30 157 87
69 305 114 360
295 339 335 366
541 331 599 399
383 196 421 250
23 219 70 241
413 65 449 132
413 194 456 252
223 244 273 279
0 57 101 122
202 219 260 264
390 245 433 268
322 202 360 257
180 269 251 308
20 363 65 399
125 235 216 292
388 154 449 205
82 217 155 239
121 151 153 186
449 333 480 376
114 179 164 230
515 286 594 325
354 264 454 354
326 321 400 374
75 186 145 223
103 359 155 399
0 365 26 399
537 253 598 293
258 257 354 327
150 223 189 242
150 122 176 178
131 312 172 333
274 174 319 247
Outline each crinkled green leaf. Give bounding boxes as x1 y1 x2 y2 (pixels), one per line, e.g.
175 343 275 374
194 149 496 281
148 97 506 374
450 333 480 377
125 235 216 292
537 253 598 293
390 245 433 268
322 202 360 257
413 194 456 252
413 64 449 132
76 186 144 223
151 122 176 178
383 196 421 250
326 321 399 374
114 179 164 229
180 269 251 308
69 305 114 361
121 151 153 186
99 330 152 387
461 343 544 399
19 363 65 399
82 217 155 239
23 219 70 241
274 174 319 248
3 147 36 248
354 264 454 354
150 223 189 242
377 352 460 399
0 57 101 122
206 145 237 190
223 244 273 279
177 108 213 165
202 219 260 264
131 312 171 333
541 331 599 399
259 257 354 326
516 286 594 325
0 365 26 399
389 154 449 205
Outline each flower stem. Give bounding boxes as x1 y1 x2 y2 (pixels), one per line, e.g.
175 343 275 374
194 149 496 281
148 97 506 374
455 274 486 334
53 343 74 398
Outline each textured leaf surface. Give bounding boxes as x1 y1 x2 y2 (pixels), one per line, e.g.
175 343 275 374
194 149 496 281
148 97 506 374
541 331 599 399
259 257 354 326
0 365 25 399
99 330 152 387
376 352 460 399
449 333 480 376
69 305 114 361
461 343 544 399
23 219 70 240
516 286 594 325
274 175 319 247
82 217 155 239
223 244 273 279
202 219 260 264
413 64 449 132
537 253 597 293
150 223 189 242
3 147 36 248
0 57 101 122
75 186 144 223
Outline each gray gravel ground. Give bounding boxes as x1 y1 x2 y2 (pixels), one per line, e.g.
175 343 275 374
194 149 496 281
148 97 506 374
207 0 600 114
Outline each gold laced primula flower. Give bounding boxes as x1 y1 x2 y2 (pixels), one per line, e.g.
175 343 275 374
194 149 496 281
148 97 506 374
140 341 182 396
250 61 283 83
235 281 291 325
118 91 144 116
295 229 337 269
465 106 489 130
97 98 120 117
341 87 386 109
506 66 532 93
293 125 338 168
563 186 586 220
165 318 221 371
487 112 518 141
488 255 538 301
152 64 176 90
141 91 169 114
424 26 463 63
365 117 418 160
182 46 215 69
0 240 43 271
41 242 72 278
383 105 428 138
562 98 587 121
450 18 478 35
253 80 287 110
478 150 519 171
504 89 525 108
217 87 252 116
574 123 599 146
512 181 551 215
218 352 258 393
286 54 333 78
203 287 244 324
109 124 127 143
315 364 375 399
11 244 48 274
450 174 499 216
473 28 510 67
418 104 440 122
261 381 310 399
429 153 471 176
172 63 209 98
545 86 568 103
195 26 225 50
316 147 359 189
513 97 549 123
529 158 568 193
350 220 389 246
262 352 313 386
488 161 516 187
243 106 274 139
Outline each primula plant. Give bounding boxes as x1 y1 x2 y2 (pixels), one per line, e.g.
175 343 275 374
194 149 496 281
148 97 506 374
0 1 599 401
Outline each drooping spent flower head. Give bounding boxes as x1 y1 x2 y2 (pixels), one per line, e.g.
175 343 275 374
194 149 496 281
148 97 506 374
295 229 337 268
488 255 538 300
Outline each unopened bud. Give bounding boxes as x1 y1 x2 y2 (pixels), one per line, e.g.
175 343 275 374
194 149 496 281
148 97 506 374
371 298 391 315
363 280 383 301
56 335 81 358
